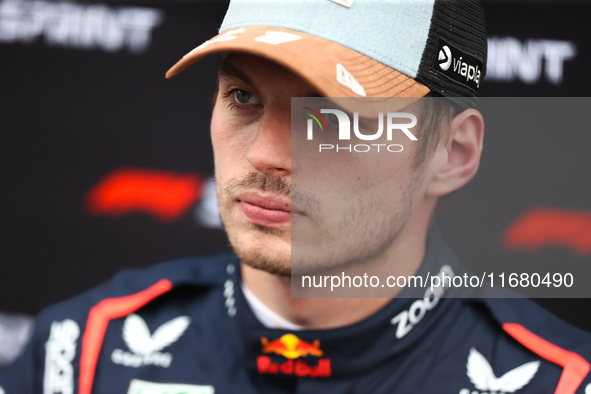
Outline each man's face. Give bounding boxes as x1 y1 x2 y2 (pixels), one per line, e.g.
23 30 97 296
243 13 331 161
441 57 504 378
212 53 432 276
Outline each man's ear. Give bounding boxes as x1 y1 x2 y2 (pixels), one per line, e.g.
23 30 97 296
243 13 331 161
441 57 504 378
425 109 484 197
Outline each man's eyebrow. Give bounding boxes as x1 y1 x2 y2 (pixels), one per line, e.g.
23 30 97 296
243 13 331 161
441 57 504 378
217 59 255 87
218 57 323 98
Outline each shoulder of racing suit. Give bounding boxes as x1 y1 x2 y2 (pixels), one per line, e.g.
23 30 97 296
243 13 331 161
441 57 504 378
456 297 591 394
0 253 237 394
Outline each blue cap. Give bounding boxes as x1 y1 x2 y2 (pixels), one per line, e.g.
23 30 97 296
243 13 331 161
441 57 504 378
167 0 486 98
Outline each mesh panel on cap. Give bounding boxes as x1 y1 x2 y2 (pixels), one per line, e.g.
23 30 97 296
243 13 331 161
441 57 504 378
416 0 487 98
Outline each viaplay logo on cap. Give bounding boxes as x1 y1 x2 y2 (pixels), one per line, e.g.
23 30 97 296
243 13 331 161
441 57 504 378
436 38 484 91
438 45 453 71
257 334 332 378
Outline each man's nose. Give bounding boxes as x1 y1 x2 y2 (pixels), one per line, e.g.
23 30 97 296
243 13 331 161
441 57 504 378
246 106 291 178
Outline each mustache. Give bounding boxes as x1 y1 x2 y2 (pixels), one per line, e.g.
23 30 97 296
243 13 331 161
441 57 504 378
224 172 320 218
225 172 290 197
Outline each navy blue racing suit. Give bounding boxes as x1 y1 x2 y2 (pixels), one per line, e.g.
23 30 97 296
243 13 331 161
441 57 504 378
2 228 591 394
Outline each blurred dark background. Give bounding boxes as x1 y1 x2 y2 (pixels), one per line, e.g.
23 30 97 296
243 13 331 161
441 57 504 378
1 0 590 369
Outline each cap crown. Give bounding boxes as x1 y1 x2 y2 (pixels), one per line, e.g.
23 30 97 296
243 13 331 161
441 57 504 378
220 0 487 97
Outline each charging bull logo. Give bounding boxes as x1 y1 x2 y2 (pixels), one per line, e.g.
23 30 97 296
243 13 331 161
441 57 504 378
261 334 323 359
258 334 331 377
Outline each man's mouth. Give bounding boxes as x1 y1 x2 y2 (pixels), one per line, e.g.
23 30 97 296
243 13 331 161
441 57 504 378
237 192 292 229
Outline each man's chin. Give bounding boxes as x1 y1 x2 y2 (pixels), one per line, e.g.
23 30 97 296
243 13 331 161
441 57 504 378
226 222 292 277
238 253 292 277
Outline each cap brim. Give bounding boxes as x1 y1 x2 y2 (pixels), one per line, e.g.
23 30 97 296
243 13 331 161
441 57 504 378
166 26 430 105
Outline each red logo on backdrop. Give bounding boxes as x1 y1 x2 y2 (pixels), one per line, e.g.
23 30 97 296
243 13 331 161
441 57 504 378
85 168 204 222
502 207 591 256
258 334 331 378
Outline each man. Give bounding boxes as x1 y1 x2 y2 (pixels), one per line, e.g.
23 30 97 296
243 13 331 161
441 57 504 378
2 0 591 393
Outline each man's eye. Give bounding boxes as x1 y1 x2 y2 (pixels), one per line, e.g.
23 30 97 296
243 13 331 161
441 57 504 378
221 88 262 112
233 90 258 105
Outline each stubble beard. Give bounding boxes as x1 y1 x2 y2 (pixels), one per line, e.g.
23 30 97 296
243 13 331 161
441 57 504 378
218 172 293 276
290 166 424 276
218 165 425 278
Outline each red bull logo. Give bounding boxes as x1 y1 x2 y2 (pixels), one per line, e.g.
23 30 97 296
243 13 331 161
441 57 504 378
258 334 331 377
261 333 322 359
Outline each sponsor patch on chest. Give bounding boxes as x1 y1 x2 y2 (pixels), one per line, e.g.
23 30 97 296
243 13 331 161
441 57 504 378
111 314 190 368
127 379 214 394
